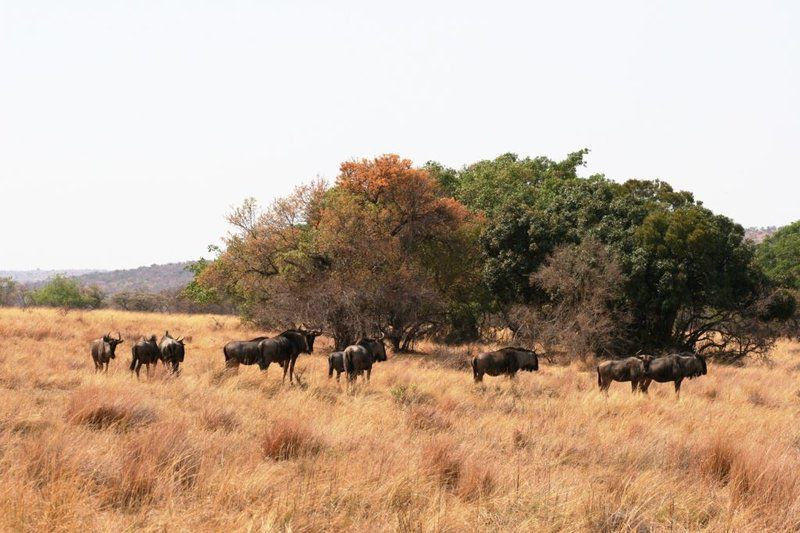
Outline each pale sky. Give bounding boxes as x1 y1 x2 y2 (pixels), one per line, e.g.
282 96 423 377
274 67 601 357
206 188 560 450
1 1 798 270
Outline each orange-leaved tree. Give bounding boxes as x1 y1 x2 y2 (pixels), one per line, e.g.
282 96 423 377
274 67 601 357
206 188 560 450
199 155 483 350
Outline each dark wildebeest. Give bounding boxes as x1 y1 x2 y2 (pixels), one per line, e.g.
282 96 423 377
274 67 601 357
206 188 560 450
343 336 388 383
471 347 539 383
639 353 707 396
90 332 124 373
223 329 320 384
328 351 345 382
130 335 160 379
159 331 185 375
596 355 654 393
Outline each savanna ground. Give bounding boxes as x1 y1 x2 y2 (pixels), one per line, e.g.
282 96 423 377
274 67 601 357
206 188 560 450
1 308 800 532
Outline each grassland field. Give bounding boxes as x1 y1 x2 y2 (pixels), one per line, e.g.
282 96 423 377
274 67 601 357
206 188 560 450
1 307 799 532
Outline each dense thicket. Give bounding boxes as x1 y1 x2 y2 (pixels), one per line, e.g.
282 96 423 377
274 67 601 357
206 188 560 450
196 151 797 359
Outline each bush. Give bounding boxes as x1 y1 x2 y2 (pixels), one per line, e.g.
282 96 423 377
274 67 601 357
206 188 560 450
29 276 103 309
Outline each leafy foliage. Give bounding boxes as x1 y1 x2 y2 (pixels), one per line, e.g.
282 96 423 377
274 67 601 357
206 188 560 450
755 220 800 290
440 152 791 359
29 276 104 309
195 150 794 360
0 277 23 307
199 157 481 350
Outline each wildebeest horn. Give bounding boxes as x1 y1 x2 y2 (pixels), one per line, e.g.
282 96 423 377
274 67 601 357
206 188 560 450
117 332 122 340
377 331 386 340
177 336 184 342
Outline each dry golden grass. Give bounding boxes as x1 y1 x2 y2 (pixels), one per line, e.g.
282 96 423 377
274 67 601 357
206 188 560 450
1 307 800 531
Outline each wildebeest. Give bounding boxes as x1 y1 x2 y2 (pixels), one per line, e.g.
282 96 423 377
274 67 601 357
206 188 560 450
159 331 185 375
328 351 345 382
223 329 320 384
639 353 708 395
471 347 539 383
90 332 124 373
130 335 160 379
596 355 654 393
343 336 388 383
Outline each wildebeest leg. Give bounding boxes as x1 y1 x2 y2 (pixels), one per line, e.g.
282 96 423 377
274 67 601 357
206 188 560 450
288 356 297 384
674 379 682 396
639 379 651 394
135 361 142 379
104 362 109 373
282 360 289 383
366 368 371 382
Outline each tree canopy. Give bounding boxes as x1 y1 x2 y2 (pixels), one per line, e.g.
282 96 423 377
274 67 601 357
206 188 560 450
28 276 104 309
756 221 800 291
200 155 482 350
194 151 796 360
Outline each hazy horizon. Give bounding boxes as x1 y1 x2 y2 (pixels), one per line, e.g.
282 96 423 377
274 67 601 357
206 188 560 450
2 1 798 270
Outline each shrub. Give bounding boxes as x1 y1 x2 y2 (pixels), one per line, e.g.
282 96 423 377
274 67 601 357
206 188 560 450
28 276 103 309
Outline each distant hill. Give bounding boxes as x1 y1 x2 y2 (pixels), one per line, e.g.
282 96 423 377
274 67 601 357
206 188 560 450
745 226 781 244
70 262 195 295
0 269 100 284
8 262 196 295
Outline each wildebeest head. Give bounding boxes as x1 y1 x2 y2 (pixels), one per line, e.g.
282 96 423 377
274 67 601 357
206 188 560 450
511 347 538 371
358 334 387 362
103 332 124 358
298 326 322 354
164 330 185 346
637 354 655 373
695 354 707 376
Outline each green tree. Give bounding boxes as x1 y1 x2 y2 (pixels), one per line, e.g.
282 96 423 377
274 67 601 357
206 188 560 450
0 277 22 306
427 150 590 216
29 276 104 309
755 221 800 290
457 151 788 358
181 258 223 305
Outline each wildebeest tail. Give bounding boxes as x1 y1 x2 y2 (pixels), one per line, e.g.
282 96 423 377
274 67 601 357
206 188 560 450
328 355 334 378
223 344 230 361
343 350 351 377
130 347 137 371
597 367 601 387
471 356 478 380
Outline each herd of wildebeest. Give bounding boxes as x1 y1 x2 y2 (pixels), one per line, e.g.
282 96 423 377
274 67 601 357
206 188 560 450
90 328 708 394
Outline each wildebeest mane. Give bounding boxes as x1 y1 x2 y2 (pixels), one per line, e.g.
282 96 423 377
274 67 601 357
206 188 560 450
500 346 535 353
277 329 316 355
